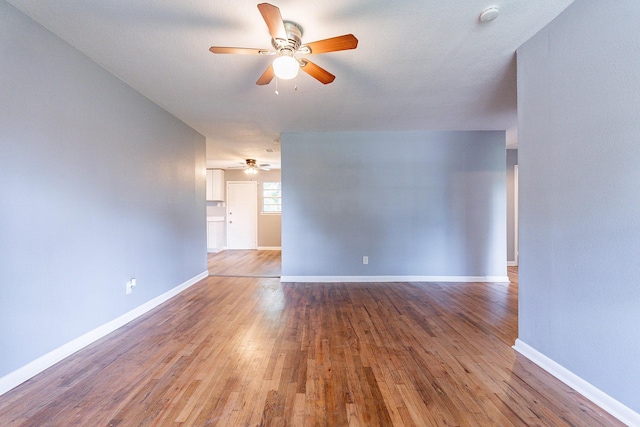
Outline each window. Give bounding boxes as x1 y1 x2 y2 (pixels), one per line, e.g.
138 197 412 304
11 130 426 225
262 182 281 213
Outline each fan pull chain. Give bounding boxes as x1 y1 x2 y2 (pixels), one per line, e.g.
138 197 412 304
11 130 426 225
275 77 279 95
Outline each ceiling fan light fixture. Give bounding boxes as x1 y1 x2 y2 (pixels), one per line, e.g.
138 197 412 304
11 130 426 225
210 4 358 86
273 53 299 80
244 158 259 174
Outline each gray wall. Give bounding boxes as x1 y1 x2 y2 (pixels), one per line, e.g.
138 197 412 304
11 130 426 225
506 149 518 264
281 131 507 277
0 2 206 378
517 0 640 412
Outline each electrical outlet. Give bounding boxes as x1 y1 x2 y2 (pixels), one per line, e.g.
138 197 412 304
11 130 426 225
363 256 368 265
126 278 136 295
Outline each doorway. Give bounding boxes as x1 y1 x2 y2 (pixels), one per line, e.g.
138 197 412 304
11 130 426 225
226 181 258 249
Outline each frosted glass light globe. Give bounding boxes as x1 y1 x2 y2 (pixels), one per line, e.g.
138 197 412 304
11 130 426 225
273 55 299 80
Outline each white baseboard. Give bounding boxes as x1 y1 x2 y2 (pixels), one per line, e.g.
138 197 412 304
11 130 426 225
0 270 209 397
513 339 640 426
257 246 281 250
280 275 510 283
507 261 518 266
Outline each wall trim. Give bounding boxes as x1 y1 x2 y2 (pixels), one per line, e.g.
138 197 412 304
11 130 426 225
0 270 209 397
507 261 518 266
513 339 640 427
280 275 510 283
258 246 281 250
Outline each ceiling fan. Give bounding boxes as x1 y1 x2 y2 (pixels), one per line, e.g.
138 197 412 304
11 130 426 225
209 3 358 85
229 159 272 174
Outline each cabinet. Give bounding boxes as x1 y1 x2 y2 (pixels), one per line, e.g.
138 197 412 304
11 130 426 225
206 169 225 201
207 217 225 253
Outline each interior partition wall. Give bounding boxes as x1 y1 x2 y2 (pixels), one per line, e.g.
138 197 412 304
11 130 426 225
516 0 640 420
280 130 507 282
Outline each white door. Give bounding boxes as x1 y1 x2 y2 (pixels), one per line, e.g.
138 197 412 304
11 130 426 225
226 181 258 249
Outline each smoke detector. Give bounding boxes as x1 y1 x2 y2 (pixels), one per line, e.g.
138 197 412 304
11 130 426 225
479 6 500 23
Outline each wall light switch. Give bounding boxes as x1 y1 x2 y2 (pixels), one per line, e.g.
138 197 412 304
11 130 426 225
363 256 369 265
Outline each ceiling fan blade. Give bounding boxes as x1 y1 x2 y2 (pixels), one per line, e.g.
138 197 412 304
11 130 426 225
300 60 335 84
257 3 287 44
302 34 358 54
228 161 249 169
256 64 275 85
209 46 269 55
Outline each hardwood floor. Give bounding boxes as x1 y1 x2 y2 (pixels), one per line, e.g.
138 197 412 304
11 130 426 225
0 257 622 426
208 250 281 277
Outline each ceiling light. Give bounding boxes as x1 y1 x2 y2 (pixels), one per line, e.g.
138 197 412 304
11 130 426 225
244 158 259 175
244 166 258 175
273 52 299 80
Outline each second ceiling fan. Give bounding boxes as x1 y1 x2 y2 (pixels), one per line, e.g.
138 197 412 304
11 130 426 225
209 3 358 85
229 159 271 175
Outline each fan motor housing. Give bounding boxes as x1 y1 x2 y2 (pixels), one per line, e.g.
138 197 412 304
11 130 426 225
272 21 303 51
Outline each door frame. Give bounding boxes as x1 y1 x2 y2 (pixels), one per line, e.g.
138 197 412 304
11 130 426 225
514 165 519 266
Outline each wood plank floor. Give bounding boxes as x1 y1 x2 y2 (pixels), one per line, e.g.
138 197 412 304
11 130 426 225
0 258 622 426
208 250 281 277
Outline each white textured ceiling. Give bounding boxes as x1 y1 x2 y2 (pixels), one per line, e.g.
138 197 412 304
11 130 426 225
7 0 574 169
